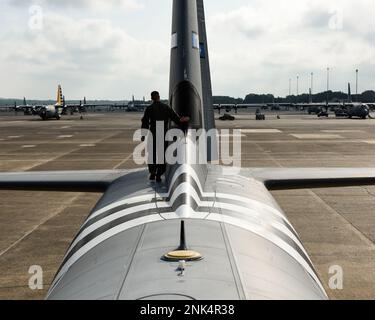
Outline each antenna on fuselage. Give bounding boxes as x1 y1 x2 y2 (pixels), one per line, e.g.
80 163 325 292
162 221 202 262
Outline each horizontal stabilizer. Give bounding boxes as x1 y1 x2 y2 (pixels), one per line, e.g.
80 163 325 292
0 170 142 192
2 168 375 192
250 168 375 190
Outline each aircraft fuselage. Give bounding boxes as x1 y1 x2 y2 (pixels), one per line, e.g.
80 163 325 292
38 105 62 120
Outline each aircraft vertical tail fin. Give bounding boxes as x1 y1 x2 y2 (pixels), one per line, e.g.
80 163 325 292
348 83 352 103
56 85 64 106
197 0 218 161
197 0 215 132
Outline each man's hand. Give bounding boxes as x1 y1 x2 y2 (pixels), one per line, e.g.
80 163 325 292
180 117 190 123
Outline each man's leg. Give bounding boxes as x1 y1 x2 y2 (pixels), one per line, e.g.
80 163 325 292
155 141 168 182
156 164 166 178
155 165 164 183
148 137 157 180
148 164 156 178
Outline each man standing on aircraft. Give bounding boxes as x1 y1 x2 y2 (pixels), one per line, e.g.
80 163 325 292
141 91 188 182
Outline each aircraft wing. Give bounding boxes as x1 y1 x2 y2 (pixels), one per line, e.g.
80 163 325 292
249 168 375 190
0 169 143 192
2 168 375 192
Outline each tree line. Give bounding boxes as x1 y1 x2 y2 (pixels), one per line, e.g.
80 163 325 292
2 90 375 106
213 90 375 104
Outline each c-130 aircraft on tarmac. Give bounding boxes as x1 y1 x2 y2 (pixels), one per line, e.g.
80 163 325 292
1 0 375 300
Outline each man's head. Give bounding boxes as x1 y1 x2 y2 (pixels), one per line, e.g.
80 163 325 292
151 91 160 102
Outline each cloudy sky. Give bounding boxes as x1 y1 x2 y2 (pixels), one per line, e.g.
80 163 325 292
1 0 375 100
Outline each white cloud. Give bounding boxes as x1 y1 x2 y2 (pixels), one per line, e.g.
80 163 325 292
9 0 143 11
0 11 169 99
207 0 375 96
1 0 375 99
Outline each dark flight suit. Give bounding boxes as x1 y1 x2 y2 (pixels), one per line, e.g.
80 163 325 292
141 102 181 177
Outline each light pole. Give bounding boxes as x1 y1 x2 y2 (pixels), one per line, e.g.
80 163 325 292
356 69 359 102
326 67 330 107
311 72 314 103
296 75 299 103
297 76 299 96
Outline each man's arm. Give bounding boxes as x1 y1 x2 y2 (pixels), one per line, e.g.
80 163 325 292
141 107 151 129
141 107 151 141
168 107 182 125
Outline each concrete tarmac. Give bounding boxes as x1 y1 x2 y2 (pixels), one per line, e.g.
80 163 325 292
0 111 375 299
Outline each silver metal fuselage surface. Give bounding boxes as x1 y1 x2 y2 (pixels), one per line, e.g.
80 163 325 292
38 105 61 120
47 165 327 300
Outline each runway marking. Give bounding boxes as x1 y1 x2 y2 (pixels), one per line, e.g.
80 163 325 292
113 153 134 169
219 133 246 137
80 144 96 147
253 143 283 168
2 121 26 125
61 126 71 129
58 135 73 139
0 193 83 258
290 134 344 139
321 130 364 133
26 132 121 172
308 190 374 247
240 139 371 144
7 136 22 139
241 129 282 133
21 145 36 148
363 140 375 144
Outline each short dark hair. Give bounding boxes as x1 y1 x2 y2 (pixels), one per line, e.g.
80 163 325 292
151 91 160 98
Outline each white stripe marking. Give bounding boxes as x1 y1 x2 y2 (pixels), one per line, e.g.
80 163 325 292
86 167 294 232
242 129 281 133
58 135 73 138
67 203 159 253
49 215 163 293
86 194 156 222
291 134 343 139
67 182 304 266
52 212 324 297
80 144 96 147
